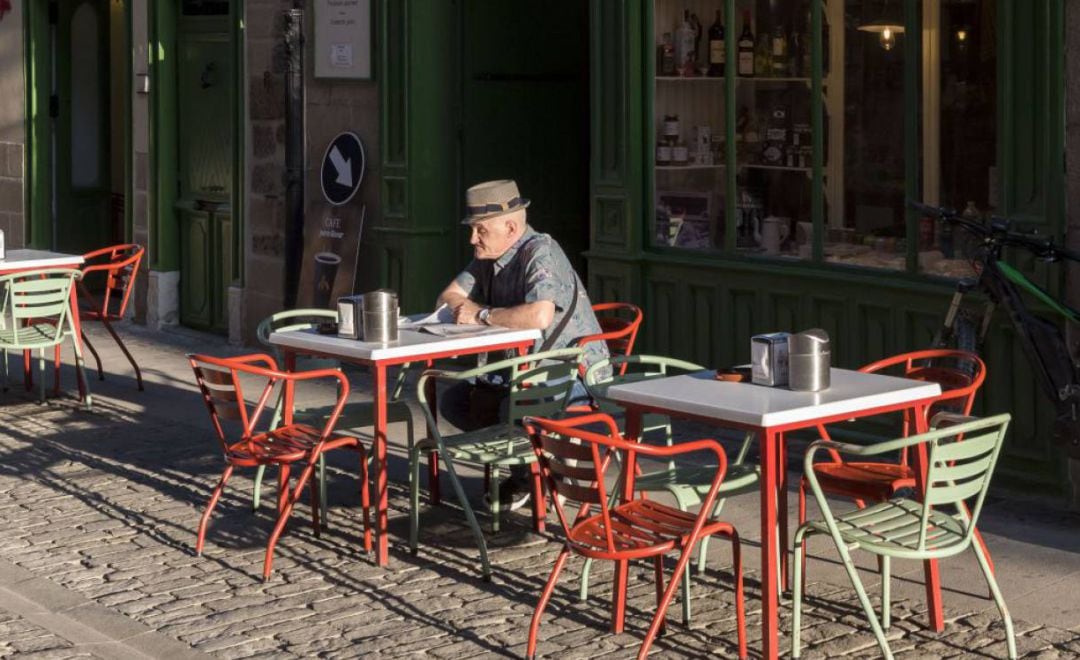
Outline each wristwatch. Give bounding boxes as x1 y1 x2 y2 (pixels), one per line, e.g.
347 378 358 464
478 307 493 325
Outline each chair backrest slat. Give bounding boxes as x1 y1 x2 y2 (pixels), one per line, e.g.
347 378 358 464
81 244 144 319
914 414 1010 550
509 354 582 419
0 270 78 333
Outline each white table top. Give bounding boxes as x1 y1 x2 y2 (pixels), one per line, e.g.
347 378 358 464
268 326 542 363
0 249 84 270
607 368 942 428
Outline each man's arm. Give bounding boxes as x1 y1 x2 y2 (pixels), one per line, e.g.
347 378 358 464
437 280 470 310
454 299 554 328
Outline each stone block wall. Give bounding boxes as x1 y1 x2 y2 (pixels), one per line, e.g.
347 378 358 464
241 1 379 345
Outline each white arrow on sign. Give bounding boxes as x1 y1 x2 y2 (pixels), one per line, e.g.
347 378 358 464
329 145 352 188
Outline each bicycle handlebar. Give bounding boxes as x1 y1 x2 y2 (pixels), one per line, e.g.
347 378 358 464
908 199 1080 264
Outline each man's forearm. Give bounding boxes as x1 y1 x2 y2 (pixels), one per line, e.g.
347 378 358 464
488 302 553 330
438 290 468 308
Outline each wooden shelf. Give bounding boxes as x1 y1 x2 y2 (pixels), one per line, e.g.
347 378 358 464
741 164 812 173
656 164 725 171
655 76 812 84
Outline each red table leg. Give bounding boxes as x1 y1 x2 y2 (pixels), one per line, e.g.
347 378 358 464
760 427 780 660
909 401 944 631
611 407 643 633
373 364 390 566
778 432 789 592
68 278 86 400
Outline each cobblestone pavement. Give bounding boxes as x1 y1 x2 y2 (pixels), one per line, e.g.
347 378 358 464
0 324 1078 658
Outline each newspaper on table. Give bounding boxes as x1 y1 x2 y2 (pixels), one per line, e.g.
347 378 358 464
398 303 507 337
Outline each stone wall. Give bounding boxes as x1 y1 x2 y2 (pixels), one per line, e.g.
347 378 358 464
0 0 25 247
241 2 379 344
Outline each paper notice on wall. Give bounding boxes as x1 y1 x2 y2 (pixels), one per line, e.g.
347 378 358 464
330 44 353 68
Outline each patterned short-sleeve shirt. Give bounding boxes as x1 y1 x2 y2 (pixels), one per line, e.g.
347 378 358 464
454 226 610 373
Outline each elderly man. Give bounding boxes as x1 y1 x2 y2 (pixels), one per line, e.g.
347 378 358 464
436 179 609 510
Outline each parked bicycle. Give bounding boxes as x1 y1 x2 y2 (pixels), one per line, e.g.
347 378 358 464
909 199 1080 458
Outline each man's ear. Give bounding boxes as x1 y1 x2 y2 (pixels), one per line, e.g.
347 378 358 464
505 217 520 237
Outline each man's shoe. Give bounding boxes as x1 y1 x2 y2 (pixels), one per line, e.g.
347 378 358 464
484 478 531 512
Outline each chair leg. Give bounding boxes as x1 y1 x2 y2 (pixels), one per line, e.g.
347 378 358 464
638 544 699 660
359 448 371 553
253 465 266 512
310 460 322 538
318 453 328 527
488 464 501 534
38 348 45 404
23 348 32 391
70 332 92 412
277 464 291 514
428 451 441 505
973 534 1017 659
792 527 808 659
881 555 891 630
834 541 894 660
578 557 592 602
101 317 144 390
653 556 667 636
81 330 104 381
798 478 808 601
729 530 747 660
196 465 234 556
53 345 60 395
526 547 570 660
530 461 546 534
264 462 316 581
408 446 422 554
441 453 493 580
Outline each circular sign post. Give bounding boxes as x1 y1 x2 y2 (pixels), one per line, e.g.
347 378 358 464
320 132 365 206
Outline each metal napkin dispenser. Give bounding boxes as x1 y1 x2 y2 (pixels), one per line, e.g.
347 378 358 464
788 328 831 392
337 295 364 339
751 332 790 386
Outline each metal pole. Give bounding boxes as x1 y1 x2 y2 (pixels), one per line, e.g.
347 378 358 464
283 7 305 308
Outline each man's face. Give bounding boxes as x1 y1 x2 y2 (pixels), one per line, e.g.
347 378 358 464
469 211 522 260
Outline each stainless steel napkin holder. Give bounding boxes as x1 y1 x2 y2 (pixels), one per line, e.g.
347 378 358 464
788 328 831 391
751 332 790 386
361 289 399 343
336 295 364 339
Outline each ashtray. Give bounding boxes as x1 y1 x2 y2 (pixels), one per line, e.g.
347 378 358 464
715 367 751 383
316 321 339 335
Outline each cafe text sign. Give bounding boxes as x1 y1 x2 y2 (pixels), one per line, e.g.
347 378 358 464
314 0 372 80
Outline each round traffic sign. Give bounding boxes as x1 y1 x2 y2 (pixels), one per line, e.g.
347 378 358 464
320 132 365 206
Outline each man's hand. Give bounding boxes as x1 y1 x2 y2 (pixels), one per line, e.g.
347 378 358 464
453 299 484 325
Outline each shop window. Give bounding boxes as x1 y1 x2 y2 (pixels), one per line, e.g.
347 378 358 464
182 0 229 17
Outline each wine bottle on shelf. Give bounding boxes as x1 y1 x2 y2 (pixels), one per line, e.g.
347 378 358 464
708 9 725 77
675 10 696 76
738 9 755 77
771 22 789 76
658 32 676 76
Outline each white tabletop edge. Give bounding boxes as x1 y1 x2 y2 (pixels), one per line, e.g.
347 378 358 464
0 249 84 270
268 326 541 362
606 369 943 428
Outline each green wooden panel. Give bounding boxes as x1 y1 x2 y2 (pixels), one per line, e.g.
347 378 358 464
687 283 722 368
179 210 211 328
589 0 644 257
810 296 848 367
727 288 758 366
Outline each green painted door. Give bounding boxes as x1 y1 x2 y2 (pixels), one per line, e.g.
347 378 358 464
56 0 113 253
176 2 234 332
460 1 590 273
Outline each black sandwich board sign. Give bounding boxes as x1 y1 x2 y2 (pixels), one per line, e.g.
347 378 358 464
320 132 365 206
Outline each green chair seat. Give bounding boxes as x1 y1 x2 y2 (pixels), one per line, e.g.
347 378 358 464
803 497 968 559
415 424 535 466
0 323 64 349
635 462 761 496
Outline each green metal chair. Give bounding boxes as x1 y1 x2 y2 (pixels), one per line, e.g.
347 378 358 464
252 309 416 519
0 268 91 411
792 412 1015 660
576 355 759 625
411 347 583 580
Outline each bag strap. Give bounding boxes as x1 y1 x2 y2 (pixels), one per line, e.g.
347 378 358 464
538 276 579 352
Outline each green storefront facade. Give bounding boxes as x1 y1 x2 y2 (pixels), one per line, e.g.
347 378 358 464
383 0 1069 494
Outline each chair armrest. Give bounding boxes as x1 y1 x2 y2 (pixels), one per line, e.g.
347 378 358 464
929 412 978 430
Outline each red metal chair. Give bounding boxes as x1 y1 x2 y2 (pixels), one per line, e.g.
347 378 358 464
523 413 746 660
576 302 643 374
188 353 371 581
76 244 145 390
798 349 990 588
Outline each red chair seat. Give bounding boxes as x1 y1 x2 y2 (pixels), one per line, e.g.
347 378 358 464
569 499 735 559
811 461 916 500
226 424 360 466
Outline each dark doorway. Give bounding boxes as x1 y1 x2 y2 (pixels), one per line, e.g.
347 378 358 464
459 1 590 274
54 0 127 253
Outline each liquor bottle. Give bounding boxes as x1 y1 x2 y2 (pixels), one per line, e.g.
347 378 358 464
738 10 755 76
708 9 725 77
771 23 789 76
675 10 696 76
754 26 772 77
658 32 676 76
